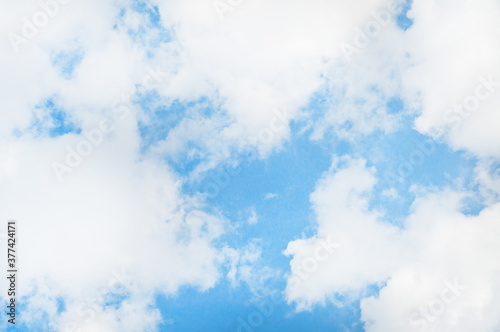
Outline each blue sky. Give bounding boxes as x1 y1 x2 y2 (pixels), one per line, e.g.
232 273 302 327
1 0 500 331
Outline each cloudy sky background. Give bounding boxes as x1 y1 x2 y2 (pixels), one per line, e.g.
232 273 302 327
1 0 500 331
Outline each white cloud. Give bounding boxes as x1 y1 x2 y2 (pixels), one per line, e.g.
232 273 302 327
0 125 231 330
0 0 409 178
2 0 499 330
284 157 500 331
247 208 259 225
361 193 500 332
146 0 405 170
382 188 399 199
264 193 277 200
224 240 279 297
285 157 403 310
402 0 500 159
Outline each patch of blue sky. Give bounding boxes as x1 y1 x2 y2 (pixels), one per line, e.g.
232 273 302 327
460 160 500 216
52 47 84 80
137 94 184 152
137 96 212 146
363 123 478 225
179 128 345 331
29 99 81 138
386 96 405 114
129 0 162 28
305 87 479 224
56 297 66 314
1 286 66 331
140 94 468 331
3 300 49 332
5 293 124 332
460 191 486 216
304 83 402 136
150 81 478 330
116 0 171 53
168 141 210 176
103 292 129 309
137 96 224 175
12 128 23 138
396 0 414 30
174 131 336 327
155 279 364 332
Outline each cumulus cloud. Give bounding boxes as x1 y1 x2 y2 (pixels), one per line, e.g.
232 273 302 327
3 0 395 328
146 0 408 169
282 0 500 328
284 157 404 310
284 157 500 331
2 0 499 330
0 124 231 330
402 0 500 158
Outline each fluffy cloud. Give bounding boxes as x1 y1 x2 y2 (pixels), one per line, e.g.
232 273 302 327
0 119 230 330
2 0 499 330
284 157 404 310
3 0 396 329
284 157 500 331
402 0 500 158
0 0 410 177
146 0 407 169
361 197 500 332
